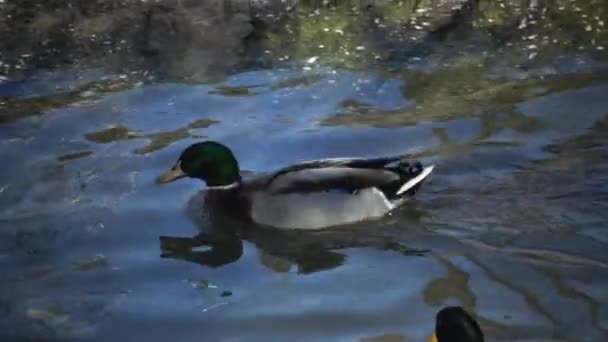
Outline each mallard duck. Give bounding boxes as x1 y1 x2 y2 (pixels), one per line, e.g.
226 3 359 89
156 141 434 229
427 306 484 342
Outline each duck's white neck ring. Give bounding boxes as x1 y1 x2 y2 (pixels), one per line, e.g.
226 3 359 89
206 182 240 191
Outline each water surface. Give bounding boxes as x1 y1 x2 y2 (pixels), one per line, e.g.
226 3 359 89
2 1 608 341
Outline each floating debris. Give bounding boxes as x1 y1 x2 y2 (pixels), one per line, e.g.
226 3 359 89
201 302 228 313
57 151 94 162
189 279 218 289
85 222 105 235
190 280 209 289
209 86 252 96
80 90 96 98
518 19 527 29
27 308 69 326
75 254 108 272
306 56 319 64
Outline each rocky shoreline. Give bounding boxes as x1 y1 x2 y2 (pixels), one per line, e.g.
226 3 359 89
0 0 477 82
0 0 277 81
1 0 603 83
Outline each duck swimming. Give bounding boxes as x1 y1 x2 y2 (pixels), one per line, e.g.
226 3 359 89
157 141 434 230
428 306 484 342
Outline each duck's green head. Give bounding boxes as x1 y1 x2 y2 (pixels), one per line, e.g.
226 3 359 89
156 141 241 187
427 306 484 342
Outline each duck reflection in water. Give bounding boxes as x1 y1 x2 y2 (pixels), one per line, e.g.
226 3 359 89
159 188 429 274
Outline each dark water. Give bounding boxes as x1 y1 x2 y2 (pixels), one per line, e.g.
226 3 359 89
2 1 608 341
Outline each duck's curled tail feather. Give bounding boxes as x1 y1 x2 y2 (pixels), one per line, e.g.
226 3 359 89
396 165 435 196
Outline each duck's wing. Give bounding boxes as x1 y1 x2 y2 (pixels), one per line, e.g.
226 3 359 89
271 155 409 175
265 166 401 195
263 155 413 195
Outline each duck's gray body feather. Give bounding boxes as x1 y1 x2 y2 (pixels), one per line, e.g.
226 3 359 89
248 186 394 230
234 155 434 230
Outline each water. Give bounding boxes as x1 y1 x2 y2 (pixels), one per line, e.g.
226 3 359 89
1 1 608 341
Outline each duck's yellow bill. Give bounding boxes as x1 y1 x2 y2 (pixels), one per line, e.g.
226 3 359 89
426 333 438 342
156 163 186 184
